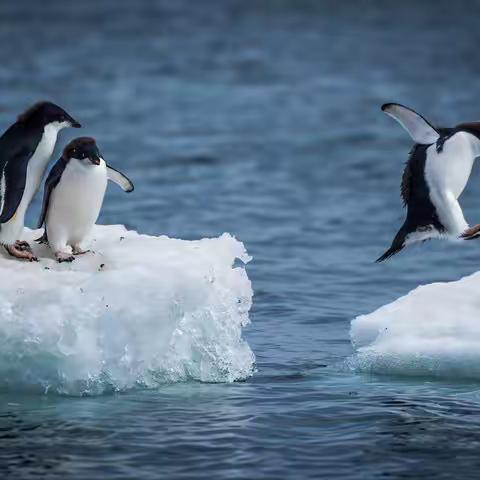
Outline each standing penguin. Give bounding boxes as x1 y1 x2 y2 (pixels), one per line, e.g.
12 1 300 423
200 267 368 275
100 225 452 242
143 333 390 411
0 101 81 261
37 137 134 262
377 103 480 262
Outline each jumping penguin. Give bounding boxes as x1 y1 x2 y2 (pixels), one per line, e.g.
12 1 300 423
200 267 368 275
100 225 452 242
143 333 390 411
377 103 480 262
0 101 81 261
37 137 134 262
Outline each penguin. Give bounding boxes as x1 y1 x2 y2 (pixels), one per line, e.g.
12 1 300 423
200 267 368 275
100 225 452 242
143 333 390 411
377 103 480 262
37 137 134 262
0 101 81 261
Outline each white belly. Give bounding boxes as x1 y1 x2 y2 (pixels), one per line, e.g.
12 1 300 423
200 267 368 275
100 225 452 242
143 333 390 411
46 159 107 249
424 131 480 234
425 131 477 199
0 125 58 244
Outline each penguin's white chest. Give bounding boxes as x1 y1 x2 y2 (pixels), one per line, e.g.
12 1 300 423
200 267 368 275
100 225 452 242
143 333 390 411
423 131 480 235
22 125 59 213
424 131 477 199
46 160 107 247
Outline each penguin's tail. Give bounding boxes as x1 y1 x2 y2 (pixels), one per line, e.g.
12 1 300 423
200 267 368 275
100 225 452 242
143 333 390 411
375 227 407 262
35 232 48 245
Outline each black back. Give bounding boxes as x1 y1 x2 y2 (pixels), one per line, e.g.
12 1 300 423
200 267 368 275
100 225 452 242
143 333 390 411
0 121 43 223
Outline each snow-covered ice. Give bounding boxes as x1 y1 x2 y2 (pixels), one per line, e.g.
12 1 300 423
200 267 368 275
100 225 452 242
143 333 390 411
0 225 254 395
349 272 480 380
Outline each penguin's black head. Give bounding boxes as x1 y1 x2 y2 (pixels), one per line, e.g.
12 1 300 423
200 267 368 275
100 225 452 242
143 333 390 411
63 137 103 166
18 101 81 129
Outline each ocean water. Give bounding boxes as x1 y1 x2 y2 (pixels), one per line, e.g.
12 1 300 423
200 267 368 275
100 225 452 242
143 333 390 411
2 0 480 478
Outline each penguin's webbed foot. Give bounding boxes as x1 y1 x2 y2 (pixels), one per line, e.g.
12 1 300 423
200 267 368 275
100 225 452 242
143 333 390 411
5 244 38 262
56 252 75 263
461 224 480 240
15 240 33 253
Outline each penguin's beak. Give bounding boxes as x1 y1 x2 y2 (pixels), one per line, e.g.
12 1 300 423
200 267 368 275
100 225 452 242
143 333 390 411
89 154 101 165
65 113 81 128
69 119 82 128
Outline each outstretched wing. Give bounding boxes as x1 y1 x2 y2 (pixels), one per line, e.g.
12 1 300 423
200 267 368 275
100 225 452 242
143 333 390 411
106 165 134 192
382 103 440 145
37 158 66 228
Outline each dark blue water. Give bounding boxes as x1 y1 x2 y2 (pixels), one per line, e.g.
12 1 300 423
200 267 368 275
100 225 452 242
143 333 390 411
2 0 480 478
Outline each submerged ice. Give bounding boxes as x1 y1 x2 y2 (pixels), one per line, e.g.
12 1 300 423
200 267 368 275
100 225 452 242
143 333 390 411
349 272 480 380
0 225 254 395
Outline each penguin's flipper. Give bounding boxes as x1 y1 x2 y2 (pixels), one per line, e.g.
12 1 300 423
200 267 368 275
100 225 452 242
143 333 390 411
0 147 32 223
381 103 440 145
106 165 134 193
37 159 66 229
375 226 407 262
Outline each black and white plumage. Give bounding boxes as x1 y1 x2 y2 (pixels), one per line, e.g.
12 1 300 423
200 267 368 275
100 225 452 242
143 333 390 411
377 103 480 262
37 137 134 262
0 101 81 260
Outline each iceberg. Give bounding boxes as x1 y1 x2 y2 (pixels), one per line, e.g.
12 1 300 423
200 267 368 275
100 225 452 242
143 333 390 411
349 272 480 380
0 225 254 395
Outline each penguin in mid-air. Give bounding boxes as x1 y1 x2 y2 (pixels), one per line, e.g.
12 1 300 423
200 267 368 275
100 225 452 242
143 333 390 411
0 101 81 261
37 137 134 262
377 103 480 262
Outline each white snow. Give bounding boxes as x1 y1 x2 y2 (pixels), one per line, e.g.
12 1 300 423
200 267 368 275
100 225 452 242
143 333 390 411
349 272 480 380
0 225 254 395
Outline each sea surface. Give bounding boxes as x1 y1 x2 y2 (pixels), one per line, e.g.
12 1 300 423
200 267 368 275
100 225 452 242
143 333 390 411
2 0 480 478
